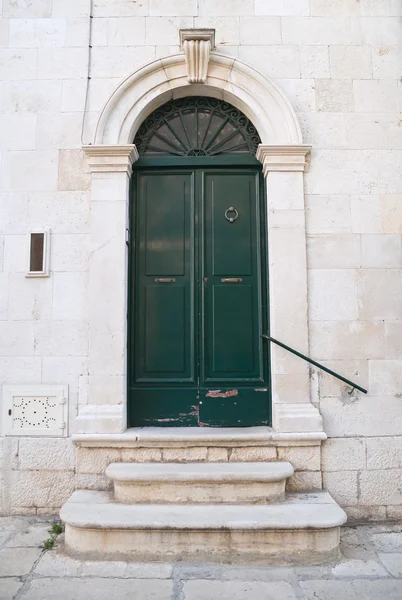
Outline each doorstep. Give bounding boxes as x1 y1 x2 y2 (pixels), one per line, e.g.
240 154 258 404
72 426 326 448
61 489 346 563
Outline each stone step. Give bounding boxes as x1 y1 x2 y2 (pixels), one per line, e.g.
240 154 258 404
60 490 347 563
105 461 294 504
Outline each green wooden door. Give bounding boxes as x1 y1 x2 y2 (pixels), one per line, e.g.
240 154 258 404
128 167 270 427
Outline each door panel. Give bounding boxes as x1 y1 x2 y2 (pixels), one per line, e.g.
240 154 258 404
209 176 253 276
202 171 264 382
210 284 255 374
144 285 186 373
200 388 270 428
129 167 270 427
130 388 199 427
134 171 196 385
144 180 187 276
199 170 268 426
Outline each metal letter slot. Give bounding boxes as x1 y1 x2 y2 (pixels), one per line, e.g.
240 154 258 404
154 278 176 283
221 277 242 283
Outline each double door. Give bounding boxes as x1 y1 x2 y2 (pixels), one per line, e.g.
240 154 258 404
128 167 270 427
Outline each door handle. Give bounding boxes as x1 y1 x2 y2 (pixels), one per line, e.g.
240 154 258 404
154 278 176 283
221 278 243 283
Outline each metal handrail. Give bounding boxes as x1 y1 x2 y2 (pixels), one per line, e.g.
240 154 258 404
261 334 368 394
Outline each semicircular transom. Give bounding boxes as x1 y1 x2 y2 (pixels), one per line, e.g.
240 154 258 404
134 96 261 157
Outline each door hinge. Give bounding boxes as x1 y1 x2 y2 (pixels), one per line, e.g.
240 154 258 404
126 228 131 246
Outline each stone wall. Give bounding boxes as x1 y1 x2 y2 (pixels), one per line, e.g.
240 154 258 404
0 437 322 515
0 0 402 520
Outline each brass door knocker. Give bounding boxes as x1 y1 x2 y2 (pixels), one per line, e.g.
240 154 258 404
225 207 239 223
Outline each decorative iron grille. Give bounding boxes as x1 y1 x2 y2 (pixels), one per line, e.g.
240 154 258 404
134 97 261 157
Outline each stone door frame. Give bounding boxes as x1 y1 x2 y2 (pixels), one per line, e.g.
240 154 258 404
77 52 323 440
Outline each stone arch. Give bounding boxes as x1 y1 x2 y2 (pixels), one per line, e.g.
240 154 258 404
93 53 303 147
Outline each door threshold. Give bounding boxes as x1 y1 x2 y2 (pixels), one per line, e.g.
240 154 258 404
72 427 326 448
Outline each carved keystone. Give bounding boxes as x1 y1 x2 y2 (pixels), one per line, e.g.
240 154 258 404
180 29 216 84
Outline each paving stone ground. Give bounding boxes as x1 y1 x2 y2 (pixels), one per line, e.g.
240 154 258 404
0 517 401 599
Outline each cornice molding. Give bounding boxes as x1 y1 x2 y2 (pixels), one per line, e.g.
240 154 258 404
256 144 312 174
83 144 139 175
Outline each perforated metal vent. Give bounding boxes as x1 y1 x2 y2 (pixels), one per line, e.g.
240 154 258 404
2 386 68 437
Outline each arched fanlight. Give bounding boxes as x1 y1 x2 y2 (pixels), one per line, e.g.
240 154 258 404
134 96 261 157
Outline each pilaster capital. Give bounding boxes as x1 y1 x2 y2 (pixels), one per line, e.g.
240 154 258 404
83 144 139 176
256 144 312 175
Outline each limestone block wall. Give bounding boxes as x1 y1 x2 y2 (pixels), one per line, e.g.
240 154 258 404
0 438 322 515
0 0 401 519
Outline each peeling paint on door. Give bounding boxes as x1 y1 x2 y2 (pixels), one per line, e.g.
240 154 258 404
206 389 239 398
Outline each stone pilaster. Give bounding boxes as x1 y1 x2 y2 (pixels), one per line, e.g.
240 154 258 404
256 145 323 433
76 145 138 434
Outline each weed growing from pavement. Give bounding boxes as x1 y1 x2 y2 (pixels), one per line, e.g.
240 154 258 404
42 521 65 550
